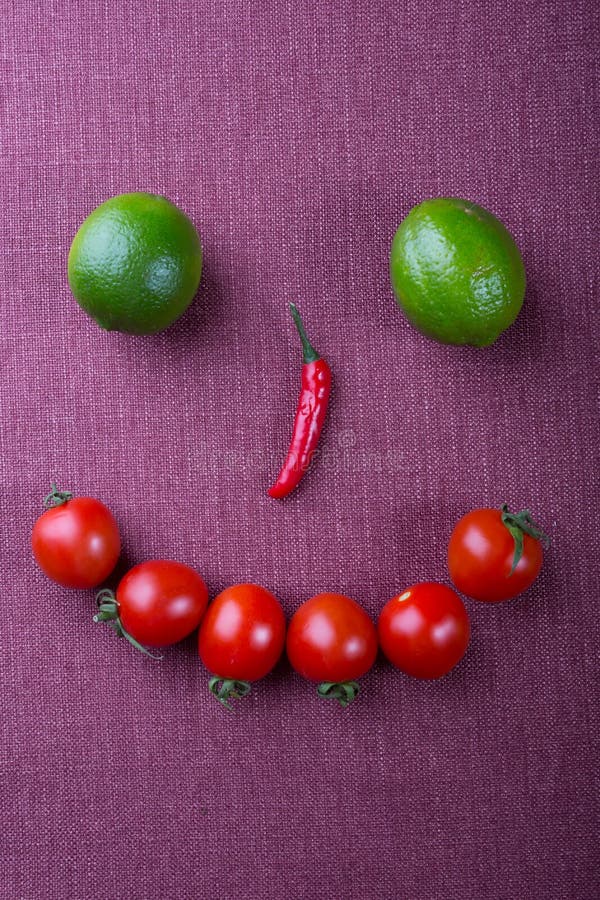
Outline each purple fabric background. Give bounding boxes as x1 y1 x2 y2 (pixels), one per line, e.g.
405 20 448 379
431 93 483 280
1 1 598 898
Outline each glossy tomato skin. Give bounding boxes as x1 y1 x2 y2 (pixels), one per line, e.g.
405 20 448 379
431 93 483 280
286 593 378 683
448 508 543 602
118 560 208 647
198 584 286 682
378 583 470 679
32 496 120 589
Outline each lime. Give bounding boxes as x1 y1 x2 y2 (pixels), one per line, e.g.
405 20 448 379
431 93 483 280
389 198 525 347
68 192 202 334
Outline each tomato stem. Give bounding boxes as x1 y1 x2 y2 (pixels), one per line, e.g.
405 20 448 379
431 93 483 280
43 482 73 508
500 504 550 576
208 676 252 711
316 681 360 707
93 589 163 660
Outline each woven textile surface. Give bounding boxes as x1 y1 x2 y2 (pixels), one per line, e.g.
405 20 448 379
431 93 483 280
1 1 598 898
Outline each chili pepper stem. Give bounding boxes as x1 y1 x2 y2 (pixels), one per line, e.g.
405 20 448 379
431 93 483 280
289 303 320 364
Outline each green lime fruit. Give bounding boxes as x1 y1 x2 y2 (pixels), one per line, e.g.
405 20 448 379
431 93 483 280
67 192 202 334
389 198 525 347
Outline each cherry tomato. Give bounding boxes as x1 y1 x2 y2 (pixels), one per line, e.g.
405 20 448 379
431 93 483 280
113 560 208 648
378 583 470 679
286 593 378 706
448 505 547 602
32 484 120 589
198 584 286 708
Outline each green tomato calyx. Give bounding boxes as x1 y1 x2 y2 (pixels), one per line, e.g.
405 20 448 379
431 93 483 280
208 676 252 712
500 504 550 576
316 681 360 708
44 482 73 508
93 589 162 659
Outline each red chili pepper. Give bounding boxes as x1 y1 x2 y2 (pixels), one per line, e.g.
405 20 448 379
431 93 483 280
268 304 331 499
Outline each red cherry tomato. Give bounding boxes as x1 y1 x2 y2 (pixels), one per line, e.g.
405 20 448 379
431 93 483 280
286 593 378 706
32 485 120 589
198 584 286 708
448 505 547 602
378 583 470 679
113 560 208 648
199 583 286 681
